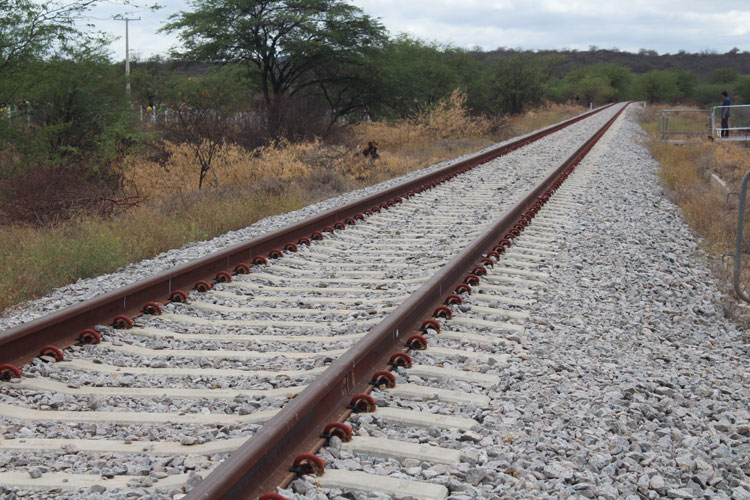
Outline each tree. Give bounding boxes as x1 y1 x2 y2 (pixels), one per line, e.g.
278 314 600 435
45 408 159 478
737 76 750 105
129 56 183 109
369 36 462 119
162 0 386 109
636 71 679 103
0 0 98 79
707 67 739 84
3 44 140 174
0 43 145 223
154 68 249 190
672 68 698 100
488 55 554 114
586 63 632 100
577 74 614 105
692 82 726 107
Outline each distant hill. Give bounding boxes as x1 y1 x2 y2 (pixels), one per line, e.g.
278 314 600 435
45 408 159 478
477 48 750 79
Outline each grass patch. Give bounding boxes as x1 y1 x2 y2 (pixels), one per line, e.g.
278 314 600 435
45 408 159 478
0 185 309 312
0 97 584 315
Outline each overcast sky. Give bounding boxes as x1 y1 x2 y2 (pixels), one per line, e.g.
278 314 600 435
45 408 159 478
83 0 750 61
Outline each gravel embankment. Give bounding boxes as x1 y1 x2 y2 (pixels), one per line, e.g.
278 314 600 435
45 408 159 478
488 106 749 500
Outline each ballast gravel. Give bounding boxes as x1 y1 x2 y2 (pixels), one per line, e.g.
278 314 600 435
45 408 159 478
0 107 620 499
276 105 749 500
486 107 749 500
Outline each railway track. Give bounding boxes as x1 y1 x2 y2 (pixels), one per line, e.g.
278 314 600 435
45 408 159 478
0 103 627 499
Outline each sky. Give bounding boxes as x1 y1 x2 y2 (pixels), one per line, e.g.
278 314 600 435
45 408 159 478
81 0 750 61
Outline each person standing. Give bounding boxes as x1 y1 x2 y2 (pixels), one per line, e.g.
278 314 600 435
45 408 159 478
720 91 731 138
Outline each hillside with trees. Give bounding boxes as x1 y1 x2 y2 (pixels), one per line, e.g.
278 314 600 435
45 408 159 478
481 47 750 79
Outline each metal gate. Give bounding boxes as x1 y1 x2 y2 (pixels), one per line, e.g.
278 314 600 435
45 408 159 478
657 109 709 141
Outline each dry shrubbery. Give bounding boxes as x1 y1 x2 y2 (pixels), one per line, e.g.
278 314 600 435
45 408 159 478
127 91 580 197
506 102 587 136
0 166 137 225
126 140 317 198
652 140 736 253
708 142 750 187
127 91 499 198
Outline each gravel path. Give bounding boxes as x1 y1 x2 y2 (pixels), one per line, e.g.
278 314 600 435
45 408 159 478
491 105 749 500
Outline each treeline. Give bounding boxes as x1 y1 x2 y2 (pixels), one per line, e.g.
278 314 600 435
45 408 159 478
130 46 750 121
483 47 750 79
2 0 749 224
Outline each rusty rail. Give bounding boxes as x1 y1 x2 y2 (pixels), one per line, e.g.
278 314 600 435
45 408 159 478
0 105 612 369
187 103 629 500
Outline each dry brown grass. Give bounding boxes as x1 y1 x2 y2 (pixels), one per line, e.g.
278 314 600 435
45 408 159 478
640 106 750 330
506 102 587 136
0 186 308 314
127 93 585 199
0 94 585 315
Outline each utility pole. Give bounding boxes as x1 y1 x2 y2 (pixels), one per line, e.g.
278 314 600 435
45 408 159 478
116 16 140 94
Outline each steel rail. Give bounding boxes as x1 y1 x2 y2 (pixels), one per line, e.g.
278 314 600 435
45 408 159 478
0 105 612 369
186 103 629 500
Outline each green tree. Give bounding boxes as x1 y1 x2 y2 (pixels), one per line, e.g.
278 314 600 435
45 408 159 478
488 55 554 114
636 71 679 103
672 68 699 101
369 36 462 119
737 76 750 105
4 45 141 175
1 0 96 67
162 0 386 108
0 43 146 223
449 49 493 114
586 63 632 100
129 56 184 109
1 0 100 103
707 67 739 84
577 74 615 105
692 83 728 107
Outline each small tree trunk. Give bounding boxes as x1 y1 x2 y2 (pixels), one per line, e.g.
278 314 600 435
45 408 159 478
199 163 210 190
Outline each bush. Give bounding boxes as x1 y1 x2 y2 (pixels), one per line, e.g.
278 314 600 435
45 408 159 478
635 71 680 103
693 83 727 107
736 76 750 105
707 67 739 84
0 166 137 225
0 46 144 223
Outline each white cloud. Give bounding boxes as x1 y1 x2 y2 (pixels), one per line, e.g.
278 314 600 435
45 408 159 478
67 0 750 58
